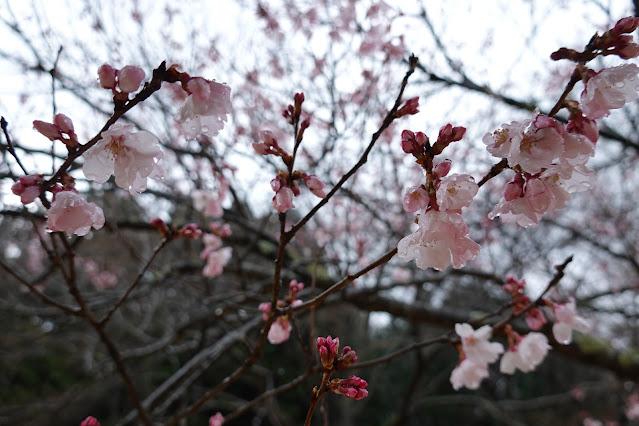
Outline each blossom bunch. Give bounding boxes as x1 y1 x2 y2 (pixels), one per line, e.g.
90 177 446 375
258 280 305 344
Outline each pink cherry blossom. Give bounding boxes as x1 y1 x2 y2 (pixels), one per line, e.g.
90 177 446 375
581 64 639 119
500 332 550 374
12 175 43 204
209 412 224 426
455 323 504 364
174 77 232 140
402 186 429 213
397 210 480 271
552 299 591 344
436 173 478 212
83 123 163 195
450 358 489 390
525 308 548 331
267 316 292 344
47 191 105 236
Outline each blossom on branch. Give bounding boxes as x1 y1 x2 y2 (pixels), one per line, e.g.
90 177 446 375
83 123 163 195
208 412 224 426
80 417 101 426
11 175 43 204
500 332 551 374
46 191 105 236
580 64 639 119
552 299 591 344
397 210 480 271
175 77 232 140
456 323 504 365
450 358 489 390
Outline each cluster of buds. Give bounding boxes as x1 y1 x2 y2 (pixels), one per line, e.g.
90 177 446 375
401 123 465 164
98 63 146 95
258 280 305 344
269 168 326 213
551 17 639 61
33 113 78 149
503 274 546 330
316 335 359 371
327 375 368 401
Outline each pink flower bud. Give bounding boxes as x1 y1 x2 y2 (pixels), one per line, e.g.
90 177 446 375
97 64 117 89
252 142 270 155
303 174 326 198
80 416 101 426
118 65 146 93
53 113 75 135
611 16 639 36
396 96 419 117
150 218 168 234
433 159 452 177
179 223 202 239
289 279 304 296
260 130 278 147
270 177 282 192
337 346 358 369
33 120 62 140
329 375 368 400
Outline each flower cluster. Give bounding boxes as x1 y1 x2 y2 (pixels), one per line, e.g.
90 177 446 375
484 112 596 227
316 335 359 370
397 125 480 271
258 280 304 344
83 123 163 195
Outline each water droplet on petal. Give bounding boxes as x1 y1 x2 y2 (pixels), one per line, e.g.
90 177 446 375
615 81 625 88
201 126 209 132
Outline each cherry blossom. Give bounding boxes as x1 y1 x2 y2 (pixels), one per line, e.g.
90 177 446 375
302 174 327 198
201 235 232 278
450 358 489 390
580 64 639 119
174 77 232 140
552 299 591 344
397 210 480 271
402 186 429 213
11 175 43 204
435 173 478 212
455 323 504 364
192 189 224 218
625 393 639 420
46 191 105 236
83 123 163 195
97 64 145 93
272 185 295 213
500 333 550 374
